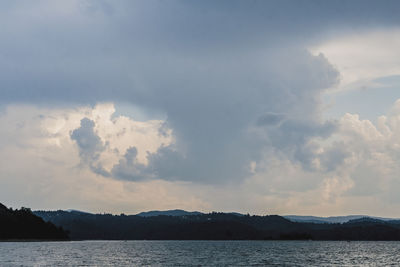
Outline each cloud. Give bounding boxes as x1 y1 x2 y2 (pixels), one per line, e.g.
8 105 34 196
310 29 400 92
0 0 394 184
0 0 352 185
2 101 400 216
111 147 149 181
319 143 349 172
67 104 173 180
51 39 338 184
71 118 109 176
0 104 185 213
256 113 285 127
143 50 339 182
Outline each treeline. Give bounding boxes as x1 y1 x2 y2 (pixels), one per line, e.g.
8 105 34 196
0 203 69 240
34 210 400 241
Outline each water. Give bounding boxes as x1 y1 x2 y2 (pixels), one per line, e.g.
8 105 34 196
1 240 399 266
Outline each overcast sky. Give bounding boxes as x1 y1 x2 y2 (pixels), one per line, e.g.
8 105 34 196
1 0 400 216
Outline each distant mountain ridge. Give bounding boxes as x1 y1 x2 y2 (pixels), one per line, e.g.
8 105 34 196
136 209 203 217
33 209 400 241
39 208 399 223
135 209 244 217
284 215 398 224
36 208 399 223
66 209 91 214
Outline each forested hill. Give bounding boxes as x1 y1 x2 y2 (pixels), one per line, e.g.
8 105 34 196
34 210 400 241
0 203 69 240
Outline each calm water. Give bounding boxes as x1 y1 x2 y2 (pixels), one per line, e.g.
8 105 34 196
0 240 399 266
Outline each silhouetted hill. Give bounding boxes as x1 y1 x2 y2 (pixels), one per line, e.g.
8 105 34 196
0 203 69 240
0 203 8 213
347 217 386 224
134 209 245 217
136 209 203 217
284 215 397 224
33 210 400 241
34 210 289 240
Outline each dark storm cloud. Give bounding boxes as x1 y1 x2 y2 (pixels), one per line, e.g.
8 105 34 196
2 0 400 182
0 0 399 104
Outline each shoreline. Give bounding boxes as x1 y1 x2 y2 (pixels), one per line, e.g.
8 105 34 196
1 239 398 242
0 239 69 242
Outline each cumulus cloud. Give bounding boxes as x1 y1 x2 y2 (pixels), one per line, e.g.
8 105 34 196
335 108 400 197
140 50 339 182
67 104 173 180
0 104 181 212
0 0 389 185
311 29 400 92
71 118 110 176
0 0 391 184
2 101 400 216
111 147 149 181
55 34 340 184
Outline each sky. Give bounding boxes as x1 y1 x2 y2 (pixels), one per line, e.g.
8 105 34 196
1 0 400 216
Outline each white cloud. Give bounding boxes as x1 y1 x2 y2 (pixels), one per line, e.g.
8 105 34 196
217 99 400 216
0 103 176 212
3 100 400 216
310 28 400 92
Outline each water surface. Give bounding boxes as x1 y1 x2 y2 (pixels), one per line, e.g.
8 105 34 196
1 240 399 266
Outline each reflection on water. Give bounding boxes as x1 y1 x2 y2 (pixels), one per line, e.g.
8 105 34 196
0 240 399 266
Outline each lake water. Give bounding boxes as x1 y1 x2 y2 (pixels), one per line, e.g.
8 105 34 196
1 240 399 266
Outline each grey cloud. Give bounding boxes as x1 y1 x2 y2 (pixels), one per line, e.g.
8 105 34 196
71 45 340 183
2 0 399 183
256 113 285 127
0 1 398 105
111 147 149 181
263 119 338 171
71 118 104 160
71 118 110 176
90 164 111 177
319 143 350 172
111 50 338 182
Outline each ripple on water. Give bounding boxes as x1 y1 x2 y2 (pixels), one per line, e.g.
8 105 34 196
0 240 400 266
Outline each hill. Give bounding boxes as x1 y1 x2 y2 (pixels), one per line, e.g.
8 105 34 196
33 209 400 241
0 203 69 240
136 209 203 217
284 215 397 224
